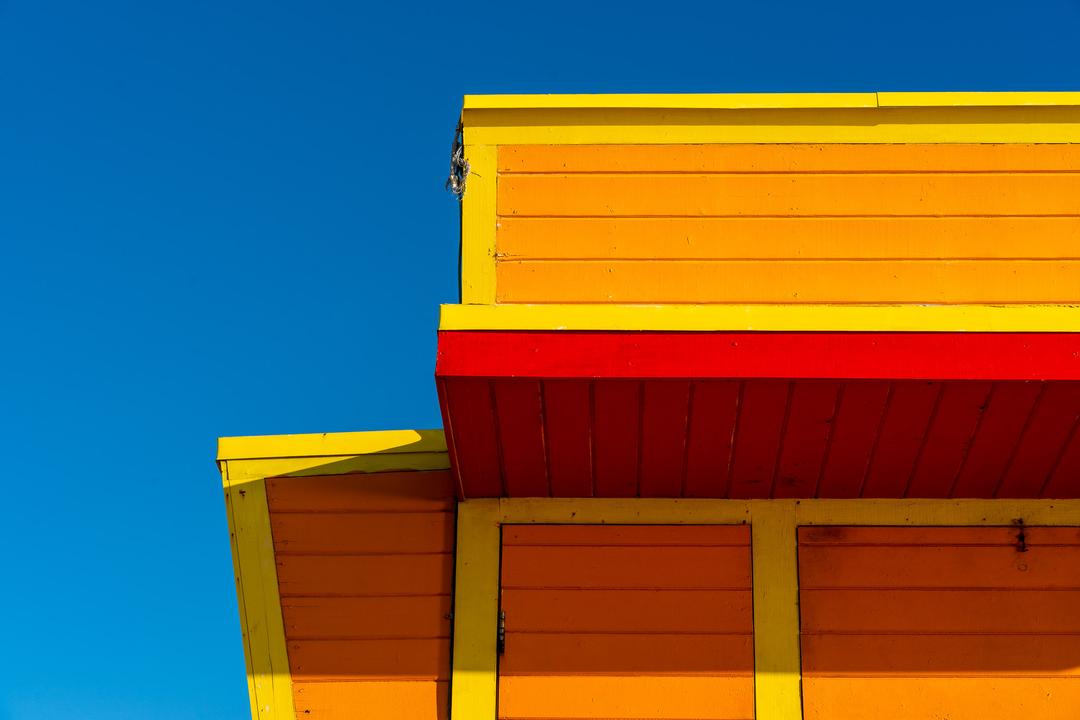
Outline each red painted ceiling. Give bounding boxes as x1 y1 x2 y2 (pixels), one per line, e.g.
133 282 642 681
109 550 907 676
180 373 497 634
436 332 1080 500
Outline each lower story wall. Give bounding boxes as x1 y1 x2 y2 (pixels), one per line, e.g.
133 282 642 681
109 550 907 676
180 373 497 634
799 525 1080 720
266 471 456 719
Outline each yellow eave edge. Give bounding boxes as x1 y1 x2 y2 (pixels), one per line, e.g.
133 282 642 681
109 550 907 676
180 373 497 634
217 428 446 462
462 91 1080 110
440 303 1080 333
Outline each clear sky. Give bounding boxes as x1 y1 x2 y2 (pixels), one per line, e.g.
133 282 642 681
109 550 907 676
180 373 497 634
1 1 1078 718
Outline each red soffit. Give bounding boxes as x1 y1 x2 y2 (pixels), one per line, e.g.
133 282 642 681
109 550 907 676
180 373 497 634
436 331 1080 500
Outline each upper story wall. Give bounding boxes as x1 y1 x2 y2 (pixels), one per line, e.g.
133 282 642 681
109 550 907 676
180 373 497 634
457 93 1080 305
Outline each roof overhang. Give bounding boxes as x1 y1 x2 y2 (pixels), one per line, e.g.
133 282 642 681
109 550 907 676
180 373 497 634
435 306 1080 501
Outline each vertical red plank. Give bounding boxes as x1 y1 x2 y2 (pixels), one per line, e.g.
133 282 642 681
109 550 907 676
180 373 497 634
774 381 841 498
639 380 691 497
492 379 549 497
542 379 593 497
1042 421 1080 497
436 377 467 499
906 382 993 498
862 381 942 497
816 386 885 498
951 382 1042 498
996 383 1080 498
729 380 791 499
442 377 502 497
593 380 641 497
817 382 892 498
684 380 740 498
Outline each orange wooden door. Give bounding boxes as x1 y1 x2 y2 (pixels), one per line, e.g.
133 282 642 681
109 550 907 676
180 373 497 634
799 526 1080 720
497 525 754 720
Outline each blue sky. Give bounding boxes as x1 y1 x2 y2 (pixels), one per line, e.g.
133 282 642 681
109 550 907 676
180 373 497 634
1 1 1078 717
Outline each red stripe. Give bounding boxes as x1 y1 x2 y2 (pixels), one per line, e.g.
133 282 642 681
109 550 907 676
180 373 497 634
437 331 1080 381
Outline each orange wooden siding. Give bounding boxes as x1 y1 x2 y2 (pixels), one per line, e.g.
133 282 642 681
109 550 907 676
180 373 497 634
494 144 1080 304
498 525 754 720
799 526 1080 720
266 471 455 720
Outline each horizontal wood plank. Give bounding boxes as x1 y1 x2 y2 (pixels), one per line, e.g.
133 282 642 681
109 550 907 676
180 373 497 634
288 638 451 681
504 524 749 546
282 596 451 639
802 634 1080 676
499 143 1080 174
499 173 1080 217
801 589 1080 634
271 512 454 554
276 554 452 597
503 588 752 633
799 545 1080 588
497 675 754 719
498 216 1080 259
496 259 1080 303
501 545 752 588
803 677 1080 720
266 472 455 512
292 680 447 720
799 526 1080 546
499 633 754 675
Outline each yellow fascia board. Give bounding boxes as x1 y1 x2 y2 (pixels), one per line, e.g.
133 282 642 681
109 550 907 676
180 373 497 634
440 303 1080 333
463 92 878 110
464 91 1080 111
218 429 450 485
218 429 446 461
879 91 1080 107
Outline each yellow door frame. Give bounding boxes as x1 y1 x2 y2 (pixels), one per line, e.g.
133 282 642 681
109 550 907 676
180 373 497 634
451 497 1080 720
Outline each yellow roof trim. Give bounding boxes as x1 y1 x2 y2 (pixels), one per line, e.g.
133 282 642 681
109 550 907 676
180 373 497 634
440 303 1080 333
463 93 878 110
463 91 1080 111
217 429 446 461
879 91 1080 107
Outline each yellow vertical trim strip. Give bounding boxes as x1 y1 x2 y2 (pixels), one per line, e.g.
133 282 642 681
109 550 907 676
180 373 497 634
451 499 502 718
461 145 497 303
222 462 296 720
751 501 803 720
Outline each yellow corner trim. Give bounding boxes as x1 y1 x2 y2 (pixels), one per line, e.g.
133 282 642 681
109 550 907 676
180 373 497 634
461 145 497 304
464 92 878 110
440 303 1080 333
217 429 446 462
222 462 296 720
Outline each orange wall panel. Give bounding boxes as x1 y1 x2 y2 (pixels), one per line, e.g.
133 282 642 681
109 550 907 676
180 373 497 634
497 524 754 720
266 471 456 720
799 526 1080 720
494 144 1080 304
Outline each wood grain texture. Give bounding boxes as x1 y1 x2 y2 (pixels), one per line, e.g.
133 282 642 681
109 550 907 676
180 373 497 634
498 525 753 719
499 143 1080 173
266 472 455 719
438 333 1080 498
496 259 1080 303
495 144 1080 304
802 677 1080 720
291 681 448 720
800 526 1080 719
